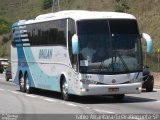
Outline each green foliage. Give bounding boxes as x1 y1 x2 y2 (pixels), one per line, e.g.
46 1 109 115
0 17 10 35
114 0 129 12
43 0 53 9
0 40 10 58
2 34 10 44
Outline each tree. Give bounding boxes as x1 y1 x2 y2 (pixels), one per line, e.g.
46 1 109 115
114 0 129 12
43 0 53 9
0 17 10 35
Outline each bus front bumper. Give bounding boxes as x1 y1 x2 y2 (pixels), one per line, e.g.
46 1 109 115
79 83 142 96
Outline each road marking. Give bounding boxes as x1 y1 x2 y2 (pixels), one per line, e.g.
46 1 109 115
63 102 78 107
154 88 160 91
26 94 37 98
10 91 20 94
145 100 160 104
44 98 56 102
94 109 114 114
86 107 91 109
0 88 4 91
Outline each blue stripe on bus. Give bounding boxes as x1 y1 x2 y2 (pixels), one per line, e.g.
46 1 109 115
14 47 35 87
23 47 61 92
13 34 20 38
14 31 20 35
15 40 21 43
23 43 30 46
16 44 23 47
14 41 61 91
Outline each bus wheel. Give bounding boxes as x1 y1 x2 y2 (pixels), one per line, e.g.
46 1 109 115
146 76 154 92
19 74 25 92
61 78 70 101
113 94 125 101
25 74 32 94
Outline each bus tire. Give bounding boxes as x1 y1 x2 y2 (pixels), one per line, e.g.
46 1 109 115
6 78 9 82
24 73 32 94
19 73 25 92
113 94 125 101
145 76 154 92
61 77 70 101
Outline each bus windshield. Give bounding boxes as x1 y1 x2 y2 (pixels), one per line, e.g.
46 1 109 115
77 19 142 74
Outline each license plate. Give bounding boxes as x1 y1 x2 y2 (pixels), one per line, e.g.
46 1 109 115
108 88 119 92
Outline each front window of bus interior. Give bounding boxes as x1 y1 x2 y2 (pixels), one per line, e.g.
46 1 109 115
77 19 142 74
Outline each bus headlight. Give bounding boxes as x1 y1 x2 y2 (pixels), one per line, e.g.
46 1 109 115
80 88 89 92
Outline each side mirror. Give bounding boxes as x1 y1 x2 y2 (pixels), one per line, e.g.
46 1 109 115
141 33 153 53
71 34 79 55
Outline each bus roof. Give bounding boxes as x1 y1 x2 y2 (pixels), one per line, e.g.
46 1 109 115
24 10 136 25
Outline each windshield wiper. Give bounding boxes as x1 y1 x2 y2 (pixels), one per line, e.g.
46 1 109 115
98 60 105 71
115 50 129 71
97 60 111 72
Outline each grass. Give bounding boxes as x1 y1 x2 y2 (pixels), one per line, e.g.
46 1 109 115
0 40 10 59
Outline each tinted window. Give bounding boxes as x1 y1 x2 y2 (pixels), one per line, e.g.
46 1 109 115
109 19 139 34
26 19 67 46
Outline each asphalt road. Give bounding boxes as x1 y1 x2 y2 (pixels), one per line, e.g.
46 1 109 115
0 74 160 120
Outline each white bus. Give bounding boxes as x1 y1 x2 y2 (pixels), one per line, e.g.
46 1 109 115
11 10 153 101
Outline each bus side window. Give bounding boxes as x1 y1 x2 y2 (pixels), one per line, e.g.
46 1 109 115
68 19 77 71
